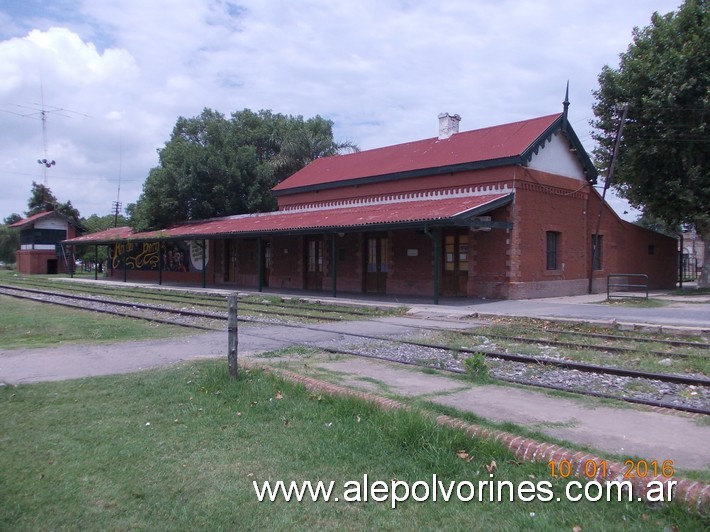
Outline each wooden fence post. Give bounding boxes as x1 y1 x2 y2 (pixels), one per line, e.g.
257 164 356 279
228 294 238 379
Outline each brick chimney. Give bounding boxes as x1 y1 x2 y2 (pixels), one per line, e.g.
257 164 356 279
438 112 461 139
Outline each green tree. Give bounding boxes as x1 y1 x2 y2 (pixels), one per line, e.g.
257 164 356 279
26 182 82 226
4 213 22 225
27 182 59 216
130 108 357 231
634 212 681 237
74 213 128 269
0 224 20 264
0 214 22 265
591 0 709 287
269 115 359 175
56 200 81 226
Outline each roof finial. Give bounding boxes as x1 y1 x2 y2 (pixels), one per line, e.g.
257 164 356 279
563 81 570 118
561 81 570 131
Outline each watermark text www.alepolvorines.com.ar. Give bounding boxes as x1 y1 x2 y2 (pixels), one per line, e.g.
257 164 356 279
253 474 676 508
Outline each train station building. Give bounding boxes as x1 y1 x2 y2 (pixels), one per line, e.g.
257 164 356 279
63 104 678 301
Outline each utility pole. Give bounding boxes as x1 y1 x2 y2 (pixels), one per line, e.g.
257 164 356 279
112 201 122 228
588 103 629 294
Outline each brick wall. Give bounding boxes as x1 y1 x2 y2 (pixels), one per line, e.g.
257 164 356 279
501 168 678 298
15 249 66 275
323 233 364 293
586 193 678 291
269 235 303 290
387 229 434 296
470 204 513 299
277 167 516 209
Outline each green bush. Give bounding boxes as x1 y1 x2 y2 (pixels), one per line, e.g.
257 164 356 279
463 352 490 382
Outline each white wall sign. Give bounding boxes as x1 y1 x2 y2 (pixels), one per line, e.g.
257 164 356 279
189 240 209 271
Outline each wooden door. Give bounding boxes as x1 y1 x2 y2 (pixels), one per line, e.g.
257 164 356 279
442 232 469 297
223 240 231 282
261 240 271 287
305 238 323 290
364 235 388 294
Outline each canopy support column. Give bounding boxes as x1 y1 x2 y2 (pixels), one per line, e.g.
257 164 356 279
424 226 441 305
331 234 338 298
158 243 163 285
202 239 207 289
257 238 263 292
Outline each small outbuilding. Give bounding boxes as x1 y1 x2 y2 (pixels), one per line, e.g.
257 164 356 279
11 211 80 275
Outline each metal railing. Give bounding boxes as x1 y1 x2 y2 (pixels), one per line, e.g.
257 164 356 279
681 254 697 282
607 274 649 300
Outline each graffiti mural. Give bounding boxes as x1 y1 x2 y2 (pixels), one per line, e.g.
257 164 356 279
163 242 191 272
111 241 191 271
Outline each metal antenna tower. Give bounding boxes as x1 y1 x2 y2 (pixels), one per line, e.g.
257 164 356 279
112 135 123 227
2 83 89 187
36 85 56 185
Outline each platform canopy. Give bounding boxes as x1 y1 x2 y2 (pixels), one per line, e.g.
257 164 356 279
63 189 513 245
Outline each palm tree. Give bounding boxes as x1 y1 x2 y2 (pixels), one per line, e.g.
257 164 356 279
269 116 359 179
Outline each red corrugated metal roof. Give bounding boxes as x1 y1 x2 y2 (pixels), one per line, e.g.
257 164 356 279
273 114 561 192
9 211 56 228
64 193 511 244
62 226 134 243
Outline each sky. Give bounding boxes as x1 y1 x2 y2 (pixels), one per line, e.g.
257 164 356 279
0 0 683 224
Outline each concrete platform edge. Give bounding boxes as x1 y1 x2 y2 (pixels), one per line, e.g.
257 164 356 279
253 362 710 516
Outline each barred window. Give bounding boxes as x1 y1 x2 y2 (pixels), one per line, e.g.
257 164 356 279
546 231 560 270
592 234 603 270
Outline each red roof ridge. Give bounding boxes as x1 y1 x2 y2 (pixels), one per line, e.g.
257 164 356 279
273 113 563 193
61 226 133 243
9 210 61 228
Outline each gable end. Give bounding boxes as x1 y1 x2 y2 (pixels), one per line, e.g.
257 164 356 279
521 116 597 183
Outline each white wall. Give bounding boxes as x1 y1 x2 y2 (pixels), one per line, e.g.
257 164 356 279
528 132 586 180
35 217 68 231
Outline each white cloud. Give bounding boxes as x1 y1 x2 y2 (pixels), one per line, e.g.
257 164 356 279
0 0 682 222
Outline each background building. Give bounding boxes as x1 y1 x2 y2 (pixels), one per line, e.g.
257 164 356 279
11 211 80 275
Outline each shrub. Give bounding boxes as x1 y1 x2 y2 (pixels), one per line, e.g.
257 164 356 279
463 352 490 382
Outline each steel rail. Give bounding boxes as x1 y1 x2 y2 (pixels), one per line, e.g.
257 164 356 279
543 328 710 349
3 286 708 415
3 286 708 387
0 289 219 331
5 279 374 318
459 332 707 359
0 284 344 323
317 333 710 387
243 336 710 416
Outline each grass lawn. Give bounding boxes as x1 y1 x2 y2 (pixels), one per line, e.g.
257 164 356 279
0 361 704 531
0 295 189 349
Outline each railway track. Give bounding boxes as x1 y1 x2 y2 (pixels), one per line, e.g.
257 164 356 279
455 331 710 359
3 279 380 319
0 284 349 323
9 279 709 353
543 327 710 349
1 283 708 415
